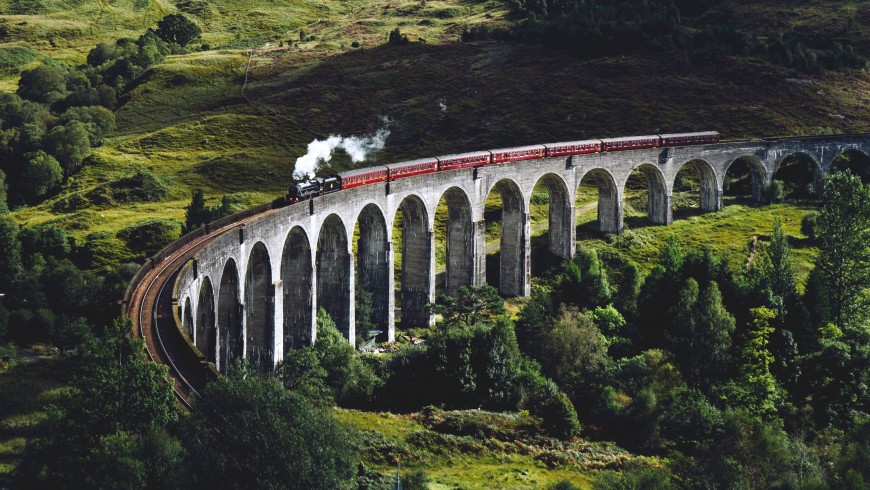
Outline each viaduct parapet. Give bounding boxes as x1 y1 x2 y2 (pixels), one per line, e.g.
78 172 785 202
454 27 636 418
156 134 869 374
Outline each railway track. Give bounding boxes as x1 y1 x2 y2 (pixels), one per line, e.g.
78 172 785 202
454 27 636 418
125 208 274 407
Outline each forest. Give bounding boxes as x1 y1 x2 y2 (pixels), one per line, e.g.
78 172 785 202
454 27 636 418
3 169 869 488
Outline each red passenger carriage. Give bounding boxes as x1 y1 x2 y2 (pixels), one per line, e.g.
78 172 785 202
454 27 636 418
338 166 388 190
601 135 660 151
436 151 492 171
544 139 602 157
386 158 438 180
490 145 546 164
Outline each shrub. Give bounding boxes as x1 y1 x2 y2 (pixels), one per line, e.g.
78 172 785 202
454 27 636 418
388 28 410 45
117 218 181 257
87 170 168 206
155 14 201 47
17 63 68 104
21 150 63 200
769 180 785 203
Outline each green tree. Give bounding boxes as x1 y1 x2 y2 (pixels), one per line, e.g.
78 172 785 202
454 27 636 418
15 318 180 488
117 218 181 257
539 307 608 395
45 121 91 175
555 249 612 310
0 169 8 214
21 150 63 200
732 307 781 417
667 279 735 391
427 284 505 327
184 363 355 489
156 14 202 47
16 63 68 104
0 216 21 286
59 106 116 147
313 308 379 405
183 189 209 233
815 170 870 330
764 217 798 305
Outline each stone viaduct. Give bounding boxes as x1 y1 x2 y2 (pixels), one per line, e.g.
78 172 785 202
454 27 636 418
169 134 869 373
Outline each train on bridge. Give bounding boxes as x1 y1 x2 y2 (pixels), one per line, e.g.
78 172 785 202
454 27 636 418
285 131 721 203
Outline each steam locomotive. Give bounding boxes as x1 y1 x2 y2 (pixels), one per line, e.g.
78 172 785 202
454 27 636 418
285 131 720 203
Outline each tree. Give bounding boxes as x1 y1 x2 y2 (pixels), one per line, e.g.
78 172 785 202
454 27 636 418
555 249 612 310
117 218 181 258
539 307 608 391
0 169 8 214
45 121 91 175
59 106 116 146
16 63 68 104
21 150 63 200
427 284 505 327
815 170 870 330
731 307 781 417
183 189 208 233
15 318 180 488
184 363 355 489
312 308 379 405
666 279 735 391
155 14 202 47
0 216 21 288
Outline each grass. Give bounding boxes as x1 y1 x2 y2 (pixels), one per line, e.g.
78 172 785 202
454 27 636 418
7 0 868 246
336 407 646 489
0 347 71 486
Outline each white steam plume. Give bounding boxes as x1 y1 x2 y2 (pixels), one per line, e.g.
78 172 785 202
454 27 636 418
293 119 391 180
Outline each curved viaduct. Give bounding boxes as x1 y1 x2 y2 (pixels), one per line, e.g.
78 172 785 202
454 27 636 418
127 134 870 389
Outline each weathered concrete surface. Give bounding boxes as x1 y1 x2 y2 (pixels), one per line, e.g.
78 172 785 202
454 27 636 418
174 134 869 368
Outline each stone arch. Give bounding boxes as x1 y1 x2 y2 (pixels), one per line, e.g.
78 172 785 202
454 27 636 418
217 259 241 374
532 173 573 260
394 194 432 327
830 148 870 183
675 159 720 212
355 203 390 338
182 297 193 338
196 277 216 364
485 178 528 297
245 241 274 372
626 163 670 225
438 186 475 296
281 226 313 351
578 168 622 234
725 156 768 203
773 151 822 199
317 214 352 342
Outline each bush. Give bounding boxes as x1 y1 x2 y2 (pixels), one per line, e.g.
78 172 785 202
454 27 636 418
45 121 91 175
87 170 168 206
17 63 68 104
769 180 785 203
387 28 410 45
21 150 63 200
155 14 201 47
526 377 581 439
185 368 355 489
117 218 181 257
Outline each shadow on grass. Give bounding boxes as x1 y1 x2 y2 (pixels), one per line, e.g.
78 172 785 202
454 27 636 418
0 353 71 485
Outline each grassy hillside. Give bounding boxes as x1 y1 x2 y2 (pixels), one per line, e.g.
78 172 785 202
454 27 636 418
4 0 868 242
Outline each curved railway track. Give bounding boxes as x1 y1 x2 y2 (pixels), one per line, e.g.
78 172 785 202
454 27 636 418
126 208 275 407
